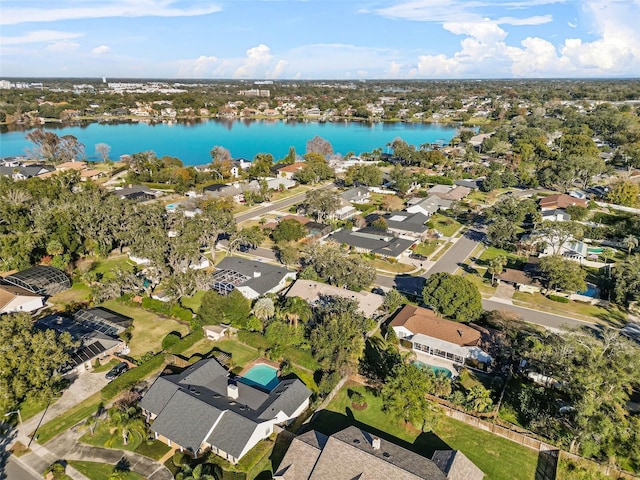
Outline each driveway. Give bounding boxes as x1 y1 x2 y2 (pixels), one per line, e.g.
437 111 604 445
424 228 484 276
490 283 515 303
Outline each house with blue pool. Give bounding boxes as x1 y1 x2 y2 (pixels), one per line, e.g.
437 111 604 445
139 358 311 464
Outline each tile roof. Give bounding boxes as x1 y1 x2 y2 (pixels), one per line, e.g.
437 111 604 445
539 193 587 209
390 305 480 347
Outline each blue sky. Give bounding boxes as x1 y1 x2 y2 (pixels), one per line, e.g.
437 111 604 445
1 0 639 79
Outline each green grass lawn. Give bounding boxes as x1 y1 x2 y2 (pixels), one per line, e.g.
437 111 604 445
426 214 462 237
512 292 628 327
215 338 260 368
462 272 497 297
431 242 453 262
359 256 416 273
180 290 206 313
134 439 172 460
477 246 527 269
68 461 145 480
412 240 443 258
92 358 119 373
100 300 189 358
313 382 538 480
79 423 144 452
18 395 55 422
35 392 102 444
49 281 92 306
92 255 134 278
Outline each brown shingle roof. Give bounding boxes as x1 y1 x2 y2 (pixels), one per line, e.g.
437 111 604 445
0 284 41 310
497 268 541 287
390 305 480 347
539 194 587 209
276 162 306 173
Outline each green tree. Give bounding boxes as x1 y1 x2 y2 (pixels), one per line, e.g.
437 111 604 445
304 242 376 290
344 164 383 186
227 226 265 254
0 313 76 414
303 189 341 222
487 217 518 249
381 363 442 431
606 180 640 207
538 255 587 292
488 255 508 284
272 219 306 243
422 273 483 321
565 205 589 222
613 255 640 306
252 297 275 322
196 289 251 327
623 235 639 255
383 289 407 313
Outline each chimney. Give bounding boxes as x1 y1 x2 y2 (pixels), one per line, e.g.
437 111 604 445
227 382 239 400
371 437 381 450
253 271 261 278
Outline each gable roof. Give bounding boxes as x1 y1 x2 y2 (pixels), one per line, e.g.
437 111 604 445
340 187 370 203
383 211 430 234
390 305 480 347
325 228 414 258
539 193 587 209
0 283 42 311
213 256 295 296
431 450 485 480
140 358 311 457
497 268 542 288
276 162 307 174
276 426 448 480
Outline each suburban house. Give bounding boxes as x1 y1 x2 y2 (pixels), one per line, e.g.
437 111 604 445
2 265 71 296
264 176 296 191
406 195 453 217
139 358 312 463
0 164 55 180
340 186 371 204
274 426 484 480
113 185 157 202
382 211 430 239
390 305 492 365
203 182 260 203
541 209 572 222
332 203 358 220
324 227 416 260
276 162 307 180
539 193 587 211
454 178 483 190
36 314 126 375
427 185 471 201
497 267 543 293
211 257 296 299
0 283 45 314
73 307 133 335
284 279 384 318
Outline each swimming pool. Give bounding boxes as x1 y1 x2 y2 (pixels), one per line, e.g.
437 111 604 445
578 286 598 298
413 361 453 378
239 364 280 391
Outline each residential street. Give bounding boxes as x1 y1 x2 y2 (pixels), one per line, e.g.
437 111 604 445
5 457 41 480
481 299 595 331
423 228 485 276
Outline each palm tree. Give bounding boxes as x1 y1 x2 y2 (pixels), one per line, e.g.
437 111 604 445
281 296 312 329
106 405 146 447
623 235 638 255
252 297 275 322
487 255 508 285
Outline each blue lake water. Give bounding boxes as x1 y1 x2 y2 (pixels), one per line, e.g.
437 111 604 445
0 119 459 165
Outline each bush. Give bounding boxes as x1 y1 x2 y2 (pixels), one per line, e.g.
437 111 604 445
101 354 166 400
172 451 186 467
548 294 570 303
166 330 204 355
141 297 192 322
161 332 181 350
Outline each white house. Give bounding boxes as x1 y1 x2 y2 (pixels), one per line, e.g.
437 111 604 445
0 284 45 314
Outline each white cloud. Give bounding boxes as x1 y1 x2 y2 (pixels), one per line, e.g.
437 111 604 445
46 40 81 52
91 45 112 55
176 55 219 77
268 60 289 79
2 1 222 25
234 44 273 78
0 30 83 45
496 15 553 26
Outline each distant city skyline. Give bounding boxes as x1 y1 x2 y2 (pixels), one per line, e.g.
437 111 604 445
2 0 639 79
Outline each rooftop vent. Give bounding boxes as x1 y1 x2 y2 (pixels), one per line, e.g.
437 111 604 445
383 452 391 458
372 437 381 450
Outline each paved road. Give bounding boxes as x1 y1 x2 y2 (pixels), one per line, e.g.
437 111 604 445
5 457 41 480
234 182 335 223
481 299 594 331
424 228 484 276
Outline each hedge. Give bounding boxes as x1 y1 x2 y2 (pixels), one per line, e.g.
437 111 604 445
141 297 192 323
166 329 204 355
548 294 570 303
238 330 270 349
101 353 166 400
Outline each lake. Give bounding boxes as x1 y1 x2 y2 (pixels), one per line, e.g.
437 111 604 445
0 119 459 165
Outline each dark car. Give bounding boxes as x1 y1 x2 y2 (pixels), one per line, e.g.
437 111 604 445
105 362 129 380
409 253 427 261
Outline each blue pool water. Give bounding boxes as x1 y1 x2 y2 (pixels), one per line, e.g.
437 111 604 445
239 364 280 391
578 287 598 298
413 361 453 378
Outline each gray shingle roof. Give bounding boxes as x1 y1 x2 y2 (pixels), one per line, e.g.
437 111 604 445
326 228 415 257
384 211 430 234
215 256 295 295
301 426 448 480
140 358 311 458
206 411 259 459
431 450 485 480
274 431 327 479
150 389 222 454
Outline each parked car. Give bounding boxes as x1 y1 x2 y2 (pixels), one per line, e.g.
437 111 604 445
409 253 427 260
105 361 129 380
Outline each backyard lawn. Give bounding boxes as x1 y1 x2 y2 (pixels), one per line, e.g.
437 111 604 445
69 461 145 480
312 382 538 480
100 300 189 358
360 256 416 273
215 338 261 368
426 214 462 237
